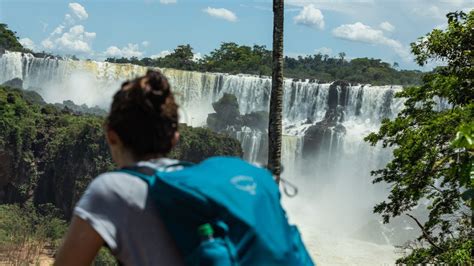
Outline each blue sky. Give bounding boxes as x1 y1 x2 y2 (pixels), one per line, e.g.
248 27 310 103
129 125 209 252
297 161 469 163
1 0 472 70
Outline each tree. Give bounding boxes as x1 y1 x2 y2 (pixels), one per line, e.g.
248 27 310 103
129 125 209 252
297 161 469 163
365 11 473 264
0 23 31 53
268 0 284 183
338 52 346 63
155 44 196 70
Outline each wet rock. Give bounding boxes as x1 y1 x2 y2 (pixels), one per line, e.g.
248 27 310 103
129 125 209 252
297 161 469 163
303 120 346 158
206 93 268 163
2 78 23 89
302 80 350 158
207 93 240 131
328 80 350 109
241 111 268 132
22 89 46 105
379 90 394 120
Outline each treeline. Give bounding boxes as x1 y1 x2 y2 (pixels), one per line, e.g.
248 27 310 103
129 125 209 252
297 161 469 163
106 43 423 86
1 23 423 85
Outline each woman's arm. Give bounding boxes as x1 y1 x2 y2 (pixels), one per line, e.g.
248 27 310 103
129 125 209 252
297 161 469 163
54 216 104 266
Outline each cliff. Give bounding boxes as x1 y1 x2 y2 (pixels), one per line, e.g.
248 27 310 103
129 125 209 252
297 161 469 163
0 86 242 218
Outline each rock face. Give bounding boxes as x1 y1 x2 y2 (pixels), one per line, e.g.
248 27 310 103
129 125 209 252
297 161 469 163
303 81 349 158
207 93 269 132
207 93 241 131
207 93 269 163
2 78 23 89
0 85 243 219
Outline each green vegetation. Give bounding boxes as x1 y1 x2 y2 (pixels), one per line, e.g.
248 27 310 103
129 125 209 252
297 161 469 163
170 123 243 163
106 42 423 86
0 85 242 263
1 22 422 85
0 203 66 265
0 85 241 213
0 24 31 53
0 202 116 265
365 11 473 264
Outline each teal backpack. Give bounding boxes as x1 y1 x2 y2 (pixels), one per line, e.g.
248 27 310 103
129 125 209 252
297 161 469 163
120 156 314 266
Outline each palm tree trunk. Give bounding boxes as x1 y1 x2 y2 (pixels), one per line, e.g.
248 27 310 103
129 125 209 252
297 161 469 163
268 0 284 183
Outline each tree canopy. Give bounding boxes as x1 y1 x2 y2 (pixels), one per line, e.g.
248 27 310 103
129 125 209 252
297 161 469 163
1 22 423 86
0 24 31 53
365 11 473 264
106 42 423 86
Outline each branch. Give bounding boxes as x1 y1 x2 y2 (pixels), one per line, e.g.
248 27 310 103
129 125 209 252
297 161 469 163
406 213 444 252
429 184 443 193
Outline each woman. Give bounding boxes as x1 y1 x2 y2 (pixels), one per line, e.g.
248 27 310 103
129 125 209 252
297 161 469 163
55 70 184 265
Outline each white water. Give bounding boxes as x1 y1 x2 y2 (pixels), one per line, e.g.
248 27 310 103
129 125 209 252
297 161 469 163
1 51 411 265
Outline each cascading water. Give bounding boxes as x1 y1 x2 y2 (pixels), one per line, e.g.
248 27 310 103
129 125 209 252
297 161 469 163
1 51 411 264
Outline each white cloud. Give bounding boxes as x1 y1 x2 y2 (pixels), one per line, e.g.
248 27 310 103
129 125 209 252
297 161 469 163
151 50 171 58
203 7 237 22
49 25 96 54
294 5 325 29
41 3 96 55
64 14 75 25
69 3 88 20
193 52 202 61
379 21 395 32
412 5 445 20
332 22 410 61
160 0 177 4
104 43 143 58
41 39 54 50
411 2 473 21
287 0 374 14
315 46 332 55
19 38 36 50
51 25 65 36
141 41 150 47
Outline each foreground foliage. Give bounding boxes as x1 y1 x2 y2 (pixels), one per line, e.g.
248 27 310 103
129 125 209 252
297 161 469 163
0 86 242 263
0 203 65 264
0 203 116 265
365 11 473 264
0 85 242 217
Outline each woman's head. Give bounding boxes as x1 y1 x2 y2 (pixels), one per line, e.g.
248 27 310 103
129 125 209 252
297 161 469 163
105 70 179 166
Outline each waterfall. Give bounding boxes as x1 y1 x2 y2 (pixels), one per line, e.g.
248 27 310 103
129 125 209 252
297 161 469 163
234 127 266 162
1 51 409 264
0 51 404 163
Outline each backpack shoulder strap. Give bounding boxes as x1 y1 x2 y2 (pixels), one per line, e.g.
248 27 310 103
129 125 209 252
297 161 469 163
118 161 194 185
119 165 157 185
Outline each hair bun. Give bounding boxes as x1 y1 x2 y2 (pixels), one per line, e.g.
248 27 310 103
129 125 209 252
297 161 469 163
145 70 171 106
107 69 179 158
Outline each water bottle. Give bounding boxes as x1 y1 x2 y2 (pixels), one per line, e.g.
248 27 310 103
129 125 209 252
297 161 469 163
197 223 233 266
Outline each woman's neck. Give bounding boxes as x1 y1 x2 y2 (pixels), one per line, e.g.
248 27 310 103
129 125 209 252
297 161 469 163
116 152 163 168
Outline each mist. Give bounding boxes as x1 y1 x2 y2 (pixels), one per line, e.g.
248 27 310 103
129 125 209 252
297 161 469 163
0 51 419 264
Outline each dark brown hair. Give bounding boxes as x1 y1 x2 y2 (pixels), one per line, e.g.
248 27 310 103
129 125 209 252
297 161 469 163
106 70 178 158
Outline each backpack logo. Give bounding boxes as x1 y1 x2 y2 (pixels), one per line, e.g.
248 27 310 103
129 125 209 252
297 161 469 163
231 175 257 195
